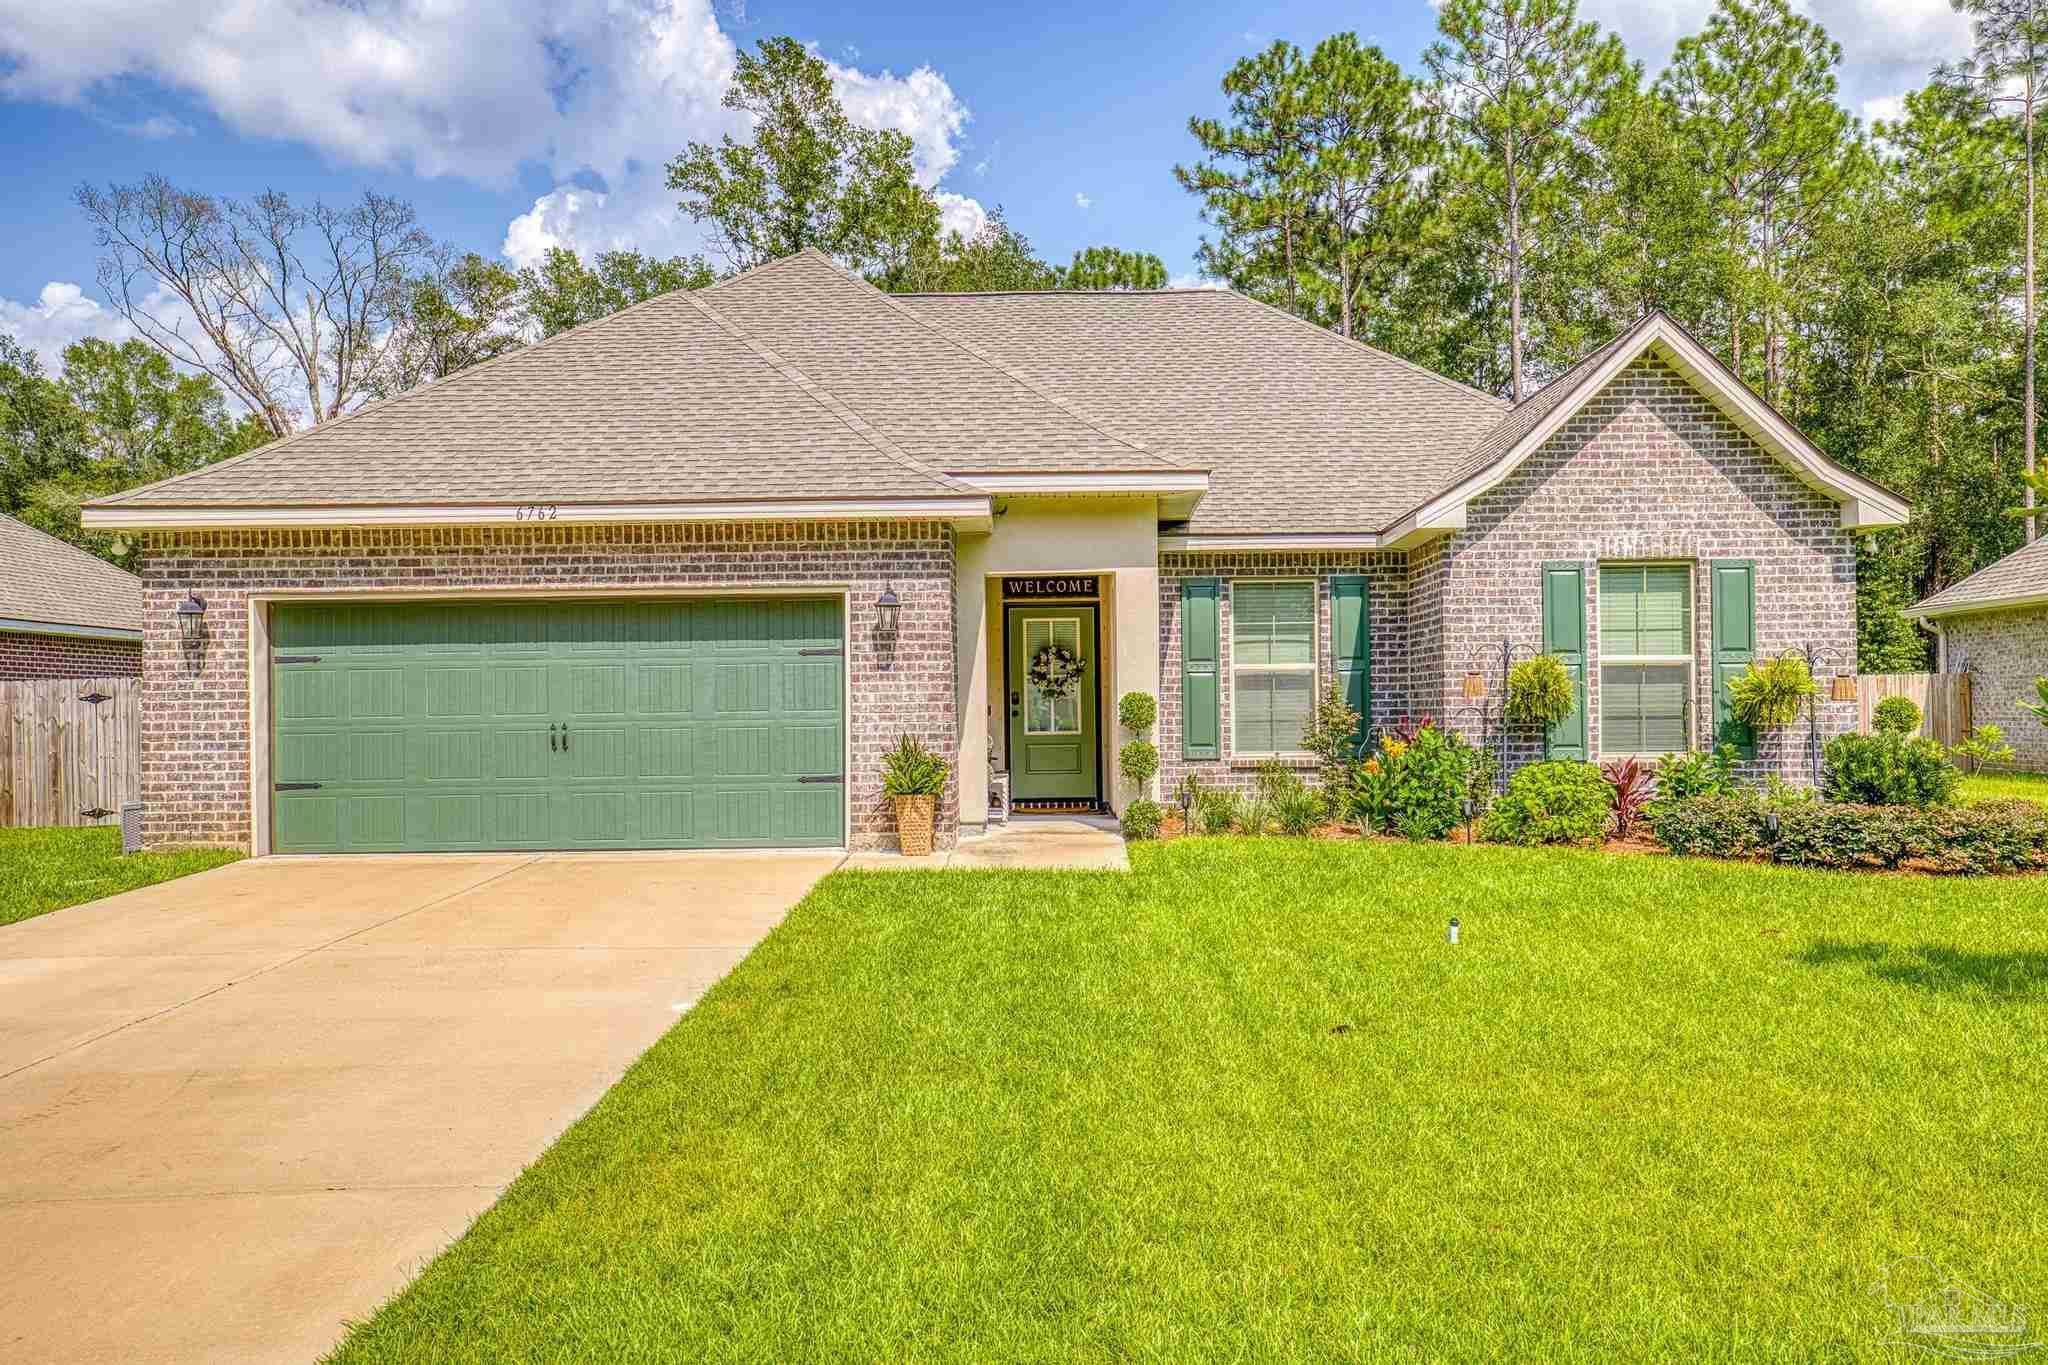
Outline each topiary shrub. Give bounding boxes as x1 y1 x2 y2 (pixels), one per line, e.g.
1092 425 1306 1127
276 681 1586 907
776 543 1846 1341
1504 654 1575 728
1118 690 1158 734
1480 760 1613 846
1119 799 1164 841
1822 731 1960 808
1872 695 1922 737
1118 739 1160 788
1728 654 1817 729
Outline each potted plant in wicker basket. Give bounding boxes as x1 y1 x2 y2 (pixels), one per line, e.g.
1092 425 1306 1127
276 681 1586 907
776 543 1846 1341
882 734 950 856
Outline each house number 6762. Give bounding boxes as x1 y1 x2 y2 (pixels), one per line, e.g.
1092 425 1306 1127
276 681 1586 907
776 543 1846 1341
514 503 559 521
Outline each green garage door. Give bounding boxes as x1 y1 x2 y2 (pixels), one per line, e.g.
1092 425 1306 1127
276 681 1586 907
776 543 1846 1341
269 597 844 852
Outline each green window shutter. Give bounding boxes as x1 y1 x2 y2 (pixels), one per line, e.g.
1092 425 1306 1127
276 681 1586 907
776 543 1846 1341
1331 575 1371 756
1541 562 1588 760
1181 578 1221 759
1710 560 1757 759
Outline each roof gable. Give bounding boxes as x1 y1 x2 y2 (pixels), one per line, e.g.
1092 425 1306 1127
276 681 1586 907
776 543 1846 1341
1382 312 1909 546
0 514 142 635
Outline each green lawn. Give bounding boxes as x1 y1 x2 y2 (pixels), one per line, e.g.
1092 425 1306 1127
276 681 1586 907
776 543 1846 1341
332 840 2046 1363
0 826 243 927
1962 768 2048 807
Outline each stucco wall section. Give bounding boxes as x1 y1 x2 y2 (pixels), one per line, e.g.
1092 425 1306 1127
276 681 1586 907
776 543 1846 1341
136 521 956 851
1420 353 1859 781
0 631 142 680
1946 606 2048 772
1158 551 1412 798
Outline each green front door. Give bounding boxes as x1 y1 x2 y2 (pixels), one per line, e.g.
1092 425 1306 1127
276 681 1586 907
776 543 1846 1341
1005 606 1100 803
269 597 844 852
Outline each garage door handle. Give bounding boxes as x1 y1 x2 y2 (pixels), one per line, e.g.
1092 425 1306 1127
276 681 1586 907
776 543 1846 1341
797 646 844 656
549 724 559 752
275 782 323 791
274 655 322 664
561 723 570 752
797 774 844 784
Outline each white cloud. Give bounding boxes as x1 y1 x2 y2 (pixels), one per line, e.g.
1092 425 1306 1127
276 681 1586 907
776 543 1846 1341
1862 93 1908 125
1577 0 1973 113
0 281 141 367
118 113 191 139
934 191 988 241
1167 272 1227 291
0 0 985 269
1074 191 1092 210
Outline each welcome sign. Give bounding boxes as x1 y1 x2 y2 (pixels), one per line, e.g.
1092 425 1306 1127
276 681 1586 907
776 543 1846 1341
1003 576 1100 599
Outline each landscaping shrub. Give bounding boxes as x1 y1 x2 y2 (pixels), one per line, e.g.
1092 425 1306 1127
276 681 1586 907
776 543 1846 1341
1119 799 1164 841
1645 793 2048 873
1117 690 1158 734
1273 786 1325 837
1481 760 1613 846
2022 676 2048 728
1652 745 1743 805
1234 797 1272 836
1728 654 1817 728
1645 794 1771 860
1197 790 1243 835
1920 799 2048 874
1504 654 1575 728
1770 802 1922 870
1602 757 1654 839
1822 731 1961 808
1355 725 1483 840
1872 695 1922 736
1951 724 2017 770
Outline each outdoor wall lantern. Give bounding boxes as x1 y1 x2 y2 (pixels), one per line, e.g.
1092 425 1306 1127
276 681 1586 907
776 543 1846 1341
876 585 901 637
176 592 208 647
1461 671 1487 702
1829 673 1858 703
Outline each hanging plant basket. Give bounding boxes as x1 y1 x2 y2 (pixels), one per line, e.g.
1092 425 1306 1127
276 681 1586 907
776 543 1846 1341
1028 643 1086 700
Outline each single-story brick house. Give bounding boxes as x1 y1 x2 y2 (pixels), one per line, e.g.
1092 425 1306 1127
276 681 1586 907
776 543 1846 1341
82 249 1907 853
1908 535 2048 772
0 513 143 680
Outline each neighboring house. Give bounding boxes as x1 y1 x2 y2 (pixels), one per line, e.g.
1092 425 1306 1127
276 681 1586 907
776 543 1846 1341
0 513 143 680
81 249 1907 854
1907 536 2048 773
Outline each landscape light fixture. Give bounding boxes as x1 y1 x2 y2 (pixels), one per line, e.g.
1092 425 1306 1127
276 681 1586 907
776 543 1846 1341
1448 917 1461 946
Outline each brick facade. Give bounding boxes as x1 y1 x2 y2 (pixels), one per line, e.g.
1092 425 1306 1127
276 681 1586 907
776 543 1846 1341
1945 606 2048 773
1155 355 1860 790
1158 551 1413 797
136 521 957 852
0 630 142 680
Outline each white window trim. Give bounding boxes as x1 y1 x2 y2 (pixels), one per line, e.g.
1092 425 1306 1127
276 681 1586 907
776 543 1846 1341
1596 562 1697 760
1022 615 1085 736
1229 577 1319 759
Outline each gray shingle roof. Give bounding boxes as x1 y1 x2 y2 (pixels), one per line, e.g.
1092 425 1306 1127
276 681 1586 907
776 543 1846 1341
0 514 142 634
93 263 973 509
1912 535 2048 617
896 286 1507 531
706 252 1181 474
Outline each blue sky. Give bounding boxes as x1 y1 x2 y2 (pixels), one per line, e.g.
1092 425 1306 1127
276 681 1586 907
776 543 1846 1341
0 0 1972 367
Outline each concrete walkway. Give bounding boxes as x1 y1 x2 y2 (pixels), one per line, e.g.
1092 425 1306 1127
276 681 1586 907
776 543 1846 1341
846 815 1130 871
0 849 840 1364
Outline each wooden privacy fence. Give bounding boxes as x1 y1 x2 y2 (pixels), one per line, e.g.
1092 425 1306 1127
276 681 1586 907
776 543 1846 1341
0 678 140 829
1855 673 1973 747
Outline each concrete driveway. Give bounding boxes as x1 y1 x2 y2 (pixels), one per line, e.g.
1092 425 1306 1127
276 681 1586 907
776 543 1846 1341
0 849 840 1364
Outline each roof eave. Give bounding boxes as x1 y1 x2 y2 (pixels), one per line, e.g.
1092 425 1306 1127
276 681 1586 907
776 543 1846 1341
1904 588 2048 622
0 616 143 642
1158 530 1389 552
80 496 996 535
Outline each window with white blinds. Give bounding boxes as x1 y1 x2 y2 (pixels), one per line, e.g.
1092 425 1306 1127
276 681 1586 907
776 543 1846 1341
1231 580 1316 755
1598 564 1693 757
